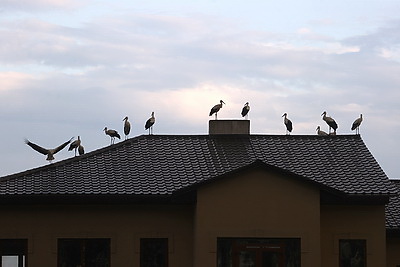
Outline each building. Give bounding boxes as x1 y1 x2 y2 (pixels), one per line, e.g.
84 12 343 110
0 120 397 267
385 180 400 267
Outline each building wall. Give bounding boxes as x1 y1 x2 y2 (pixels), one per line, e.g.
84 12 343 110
193 168 321 267
0 203 193 267
320 204 387 267
387 236 400 267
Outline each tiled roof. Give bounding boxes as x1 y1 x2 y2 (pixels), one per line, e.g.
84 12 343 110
0 134 396 199
386 180 400 230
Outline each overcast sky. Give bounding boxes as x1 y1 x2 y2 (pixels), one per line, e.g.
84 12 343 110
1 0 399 178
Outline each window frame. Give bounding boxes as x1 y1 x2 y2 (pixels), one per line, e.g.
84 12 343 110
339 239 367 267
57 238 111 267
0 239 28 267
140 238 169 267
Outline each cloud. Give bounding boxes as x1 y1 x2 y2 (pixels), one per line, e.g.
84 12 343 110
0 0 85 12
0 9 400 178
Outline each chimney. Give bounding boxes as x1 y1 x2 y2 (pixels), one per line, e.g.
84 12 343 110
209 120 250 135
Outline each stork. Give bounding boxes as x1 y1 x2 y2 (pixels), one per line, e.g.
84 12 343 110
78 144 85 155
316 126 328 136
145 112 155 135
25 137 73 162
321 111 338 134
241 102 250 119
104 127 120 144
282 113 293 135
351 114 363 134
68 136 82 156
123 116 131 140
209 100 225 120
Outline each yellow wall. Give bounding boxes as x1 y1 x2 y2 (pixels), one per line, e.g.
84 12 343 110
193 168 321 267
0 203 193 267
320 204 387 267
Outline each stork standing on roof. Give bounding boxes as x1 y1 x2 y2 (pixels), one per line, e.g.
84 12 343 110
241 102 250 119
68 136 82 156
25 137 73 162
145 112 155 135
104 127 120 144
321 111 338 134
351 114 363 135
316 126 328 136
282 113 293 135
209 100 225 120
123 116 131 140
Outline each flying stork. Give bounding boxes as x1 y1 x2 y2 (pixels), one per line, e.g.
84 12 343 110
321 111 338 134
282 113 293 135
316 126 328 136
209 100 225 120
68 136 82 156
25 137 73 162
145 112 155 135
351 114 363 134
241 102 250 119
104 127 121 144
123 116 131 140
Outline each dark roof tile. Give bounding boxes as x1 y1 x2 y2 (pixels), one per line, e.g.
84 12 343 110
0 134 396 198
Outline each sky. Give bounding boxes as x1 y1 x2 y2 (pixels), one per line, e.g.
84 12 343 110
0 0 399 178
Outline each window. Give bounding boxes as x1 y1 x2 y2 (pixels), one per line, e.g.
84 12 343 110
140 238 168 267
0 239 27 267
58 238 110 267
217 238 301 267
339 239 366 267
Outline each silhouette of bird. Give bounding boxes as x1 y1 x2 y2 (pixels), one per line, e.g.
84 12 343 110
321 111 338 134
78 144 85 155
282 113 293 135
25 137 73 162
145 112 155 135
241 102 250 119
68 136 82 156
209 100 225 120
351 114 363 134
123 116 131 140
104 127 120 144
316 126 328 136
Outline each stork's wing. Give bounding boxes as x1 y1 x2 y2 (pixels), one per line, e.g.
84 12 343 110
25 140 49 155
53 138 73 154
124 122 131 135
145 119 152 130
68 139 79 151
241 107 249 117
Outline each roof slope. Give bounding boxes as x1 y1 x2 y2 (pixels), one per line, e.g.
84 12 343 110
0 134 396 198
386 180 400 230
